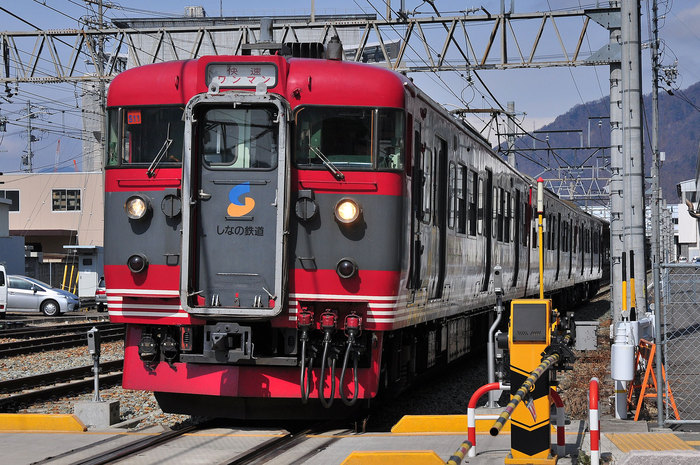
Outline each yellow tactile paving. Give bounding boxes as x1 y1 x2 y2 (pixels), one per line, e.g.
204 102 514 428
606 433 695 452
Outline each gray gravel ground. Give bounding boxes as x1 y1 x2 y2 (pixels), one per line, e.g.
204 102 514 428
0 292 608 432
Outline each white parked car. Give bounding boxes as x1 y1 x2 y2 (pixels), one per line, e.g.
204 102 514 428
0 265 6 320
7 275 80 316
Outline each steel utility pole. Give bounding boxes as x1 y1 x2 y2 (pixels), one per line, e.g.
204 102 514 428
621 0 646 317
649 0 664 428
506 101 516 168
98 0 106 172
25 100 33 172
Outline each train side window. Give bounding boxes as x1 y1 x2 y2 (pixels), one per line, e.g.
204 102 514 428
532 207 537 249
457 165 467 234
477 177 484 235
448 162 456 230
468 170 477 236
422 147 432 224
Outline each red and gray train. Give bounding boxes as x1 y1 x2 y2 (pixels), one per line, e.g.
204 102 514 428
104 50 606 417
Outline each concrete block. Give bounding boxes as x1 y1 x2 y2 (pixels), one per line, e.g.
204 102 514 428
575 320 599 351
73 400 120 428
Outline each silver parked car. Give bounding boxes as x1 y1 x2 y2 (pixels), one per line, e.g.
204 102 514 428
7 275 80 316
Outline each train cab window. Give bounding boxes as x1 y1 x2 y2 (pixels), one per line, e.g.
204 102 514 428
294 106 404 171
377 110 405 169
106 106 185 166
200 107 278 169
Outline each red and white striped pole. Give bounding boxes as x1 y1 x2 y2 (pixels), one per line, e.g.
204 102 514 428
589 377 600 465
467 382 508 457
549 388 566 457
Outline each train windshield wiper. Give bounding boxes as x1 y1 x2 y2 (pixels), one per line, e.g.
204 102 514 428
146 123 173 178
309 146 345 181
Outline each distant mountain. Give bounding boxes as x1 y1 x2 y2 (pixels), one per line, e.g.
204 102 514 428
506 81 700 203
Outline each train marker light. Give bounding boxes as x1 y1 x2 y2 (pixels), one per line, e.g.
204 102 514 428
127 254 149 273
336 257 358 279
335 198 361 224
125 195 151 220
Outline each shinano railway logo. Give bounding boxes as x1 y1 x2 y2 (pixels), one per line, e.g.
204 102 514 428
227 182 255 217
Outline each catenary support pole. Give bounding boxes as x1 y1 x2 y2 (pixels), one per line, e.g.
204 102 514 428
621 0 647 314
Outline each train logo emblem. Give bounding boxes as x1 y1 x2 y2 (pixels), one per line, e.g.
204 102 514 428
227 182 255 217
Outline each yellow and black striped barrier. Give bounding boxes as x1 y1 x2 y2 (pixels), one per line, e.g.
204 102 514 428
446 439 473 465
489 352 560 437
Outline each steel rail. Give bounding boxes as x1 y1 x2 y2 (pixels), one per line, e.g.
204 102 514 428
70 424 201 465
0 372 122 411
0 359 123 394
0 329 124 358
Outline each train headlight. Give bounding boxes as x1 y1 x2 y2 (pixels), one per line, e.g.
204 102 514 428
336 257 359 279
127 254 149 273
125 195 151 220
335 198 361 224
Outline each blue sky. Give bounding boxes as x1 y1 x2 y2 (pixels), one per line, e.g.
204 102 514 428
0 0 698 173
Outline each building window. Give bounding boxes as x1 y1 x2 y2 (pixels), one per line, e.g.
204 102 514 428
0 190 20 212
52 189 81 211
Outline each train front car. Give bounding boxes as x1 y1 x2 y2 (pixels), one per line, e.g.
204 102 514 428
105 55 410 417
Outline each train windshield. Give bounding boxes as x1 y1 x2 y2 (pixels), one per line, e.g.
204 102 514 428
294 107 404 171
106 106 185 166
199 106 278 169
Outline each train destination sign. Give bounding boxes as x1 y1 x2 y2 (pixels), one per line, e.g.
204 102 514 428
206 63 278 89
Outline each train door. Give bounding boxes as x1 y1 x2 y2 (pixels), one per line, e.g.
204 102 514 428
524 188 532 292
481 168 493 292
512 189 520 288
432 136 448 299
555 212 561 280
181 92 288 317
409 127 423 290
568 220 574 279
580 225 585 276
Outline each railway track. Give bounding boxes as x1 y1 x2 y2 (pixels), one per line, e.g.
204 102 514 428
0 360 123 411
0 322 121 339
0 327 125 358
34 423 354 464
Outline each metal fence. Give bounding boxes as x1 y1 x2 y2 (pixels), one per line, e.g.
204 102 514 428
661 264 700 423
